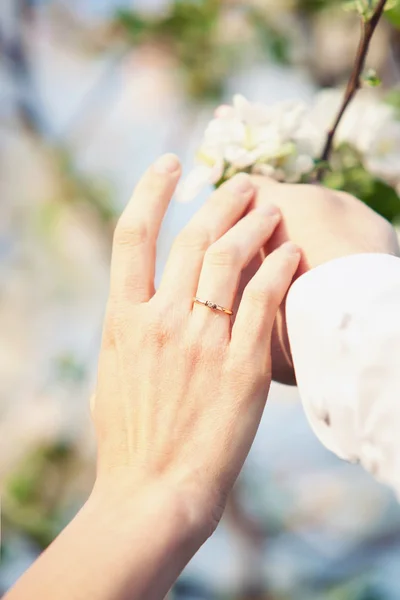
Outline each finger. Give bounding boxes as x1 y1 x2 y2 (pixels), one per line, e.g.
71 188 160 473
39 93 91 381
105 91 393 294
192 205 281 336
232 242 301 355
158 174 256 304
110 154 181 303
251 174 281 187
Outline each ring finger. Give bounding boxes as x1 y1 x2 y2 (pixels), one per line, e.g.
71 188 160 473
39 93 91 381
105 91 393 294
158 174 256 305
192 204 281 336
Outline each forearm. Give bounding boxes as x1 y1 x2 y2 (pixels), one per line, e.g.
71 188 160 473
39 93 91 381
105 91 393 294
5 477 207 600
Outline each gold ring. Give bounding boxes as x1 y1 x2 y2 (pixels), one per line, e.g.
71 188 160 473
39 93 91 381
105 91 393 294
193 297 233 316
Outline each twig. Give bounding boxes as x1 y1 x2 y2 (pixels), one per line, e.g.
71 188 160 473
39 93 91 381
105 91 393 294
317 0 388 180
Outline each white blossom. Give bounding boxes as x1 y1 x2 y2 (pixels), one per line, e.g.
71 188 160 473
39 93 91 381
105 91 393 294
177 94 320 202
312 89 400 185
178 91 400 203
176 162 224 204
366 120 400 185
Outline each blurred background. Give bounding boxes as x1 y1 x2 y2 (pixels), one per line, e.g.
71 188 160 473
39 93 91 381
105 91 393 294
1 1 400 598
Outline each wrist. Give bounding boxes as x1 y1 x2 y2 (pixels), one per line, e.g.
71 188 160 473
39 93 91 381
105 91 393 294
91 469 217 551
74 473 213 600
8 470 215 600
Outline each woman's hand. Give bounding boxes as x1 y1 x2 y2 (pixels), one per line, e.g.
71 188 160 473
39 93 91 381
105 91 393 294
92 154 300 535
5 156 300 600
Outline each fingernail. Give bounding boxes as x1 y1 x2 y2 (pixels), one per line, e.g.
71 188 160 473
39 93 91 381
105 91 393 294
226 173 253 195
257 204 280 218
282 241 301 256
154 153 181 174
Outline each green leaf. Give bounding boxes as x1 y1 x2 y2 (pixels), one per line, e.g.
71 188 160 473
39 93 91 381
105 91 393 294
363 68 381 87
297 0 340 13
344 0 398 20
248 9 291 64
343 0 373 19
324 162 400 222
386 88 400 117
115 9 150 41
385 1 400 27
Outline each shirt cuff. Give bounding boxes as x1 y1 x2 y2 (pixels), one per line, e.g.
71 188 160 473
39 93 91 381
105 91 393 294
286 253 400 497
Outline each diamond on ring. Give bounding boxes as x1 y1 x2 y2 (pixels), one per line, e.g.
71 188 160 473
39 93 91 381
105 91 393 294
193 297 233 317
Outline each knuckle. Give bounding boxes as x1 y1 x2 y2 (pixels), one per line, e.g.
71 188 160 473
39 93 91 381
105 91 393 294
291 183 331 208
205 243 238 268
301 183 329 199
114 219 148 249
174 226 210 253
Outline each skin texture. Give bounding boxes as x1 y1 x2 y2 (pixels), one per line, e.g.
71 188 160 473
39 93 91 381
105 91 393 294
7 158 397 599
5 156 300 600
239 177 400 385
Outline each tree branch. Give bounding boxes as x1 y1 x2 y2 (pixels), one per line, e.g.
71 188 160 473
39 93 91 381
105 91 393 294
317 0 388 179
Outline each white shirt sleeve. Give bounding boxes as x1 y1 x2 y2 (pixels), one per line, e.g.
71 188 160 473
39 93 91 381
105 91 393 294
286 253 400 498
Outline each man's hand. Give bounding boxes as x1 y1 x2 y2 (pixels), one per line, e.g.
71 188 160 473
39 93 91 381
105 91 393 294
236 177 400 385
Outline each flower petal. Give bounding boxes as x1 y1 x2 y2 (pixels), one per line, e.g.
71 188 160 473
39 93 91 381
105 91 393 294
176 166 214 204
